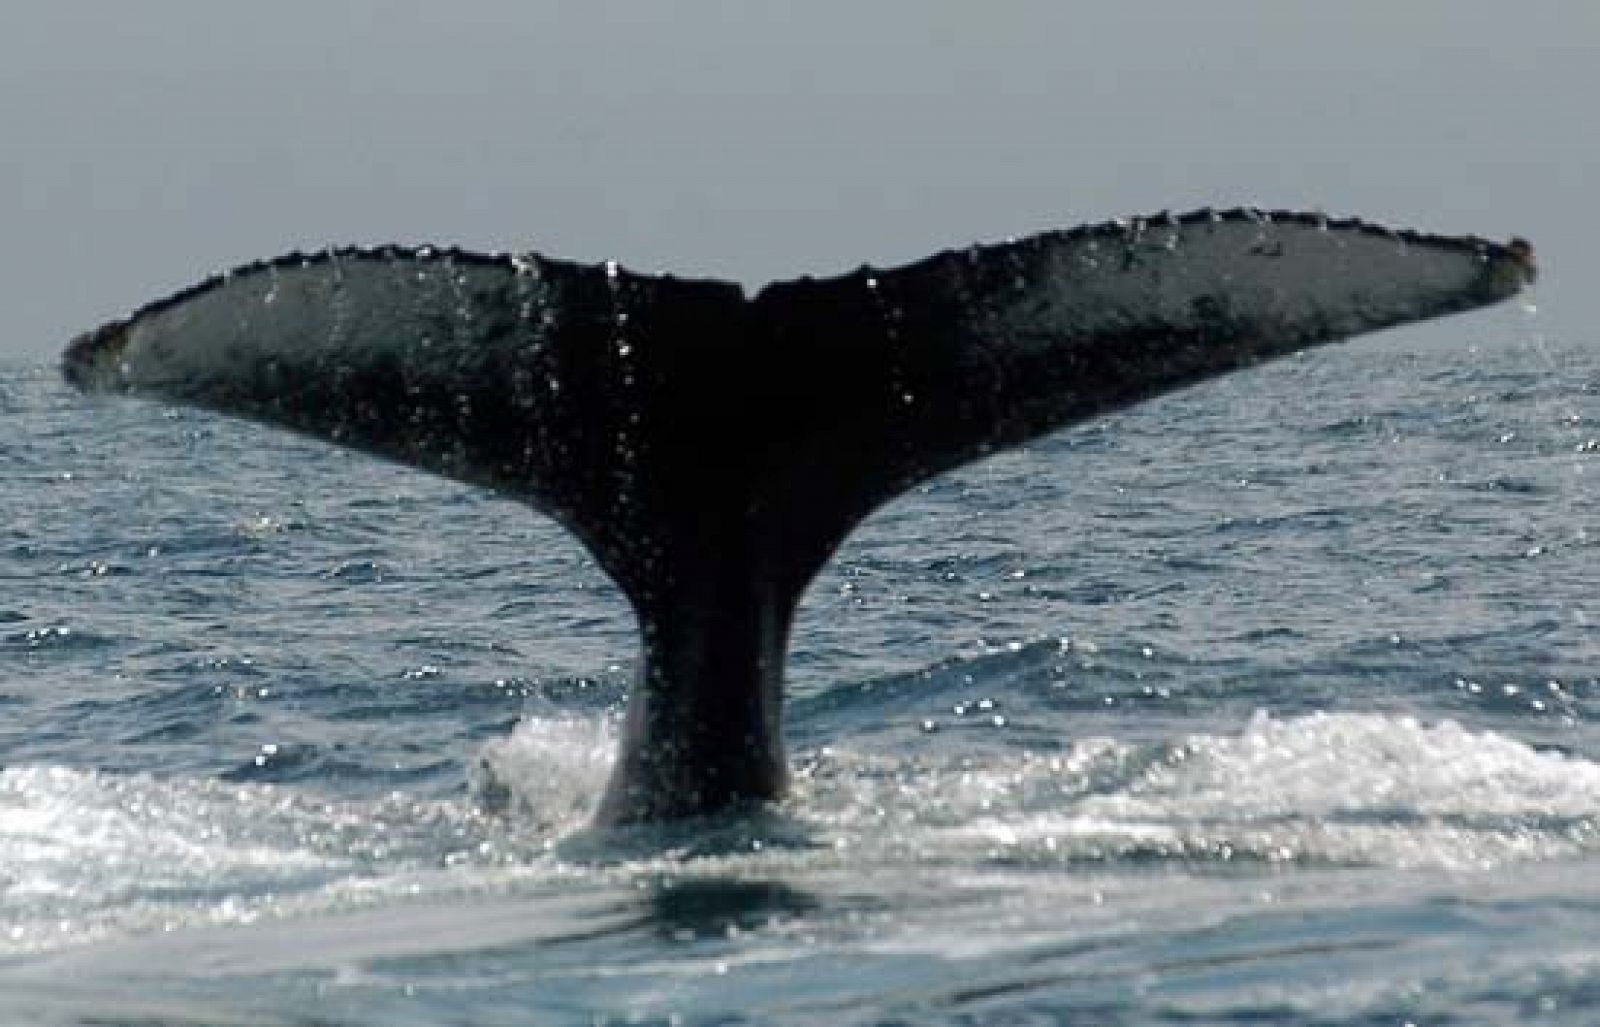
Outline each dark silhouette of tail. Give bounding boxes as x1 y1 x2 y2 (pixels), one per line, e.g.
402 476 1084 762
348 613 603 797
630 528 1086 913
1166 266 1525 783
63 209 1535 823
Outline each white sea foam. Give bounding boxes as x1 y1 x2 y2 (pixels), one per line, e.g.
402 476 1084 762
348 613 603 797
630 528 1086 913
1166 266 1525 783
0 764 529 955
469 712 618 830
800 712 1600 870
3 711 1596 964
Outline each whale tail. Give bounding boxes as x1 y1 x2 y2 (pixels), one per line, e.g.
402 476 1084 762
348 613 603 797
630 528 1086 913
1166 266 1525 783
63 209 1534 822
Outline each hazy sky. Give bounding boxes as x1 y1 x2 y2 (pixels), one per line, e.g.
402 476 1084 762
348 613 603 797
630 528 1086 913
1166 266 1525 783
2 1 1595 360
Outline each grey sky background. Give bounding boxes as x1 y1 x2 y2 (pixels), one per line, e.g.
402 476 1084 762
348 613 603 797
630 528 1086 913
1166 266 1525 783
2 1 1594 361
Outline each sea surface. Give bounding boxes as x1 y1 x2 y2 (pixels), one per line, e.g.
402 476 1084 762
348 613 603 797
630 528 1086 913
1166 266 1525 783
2 313 1598 1024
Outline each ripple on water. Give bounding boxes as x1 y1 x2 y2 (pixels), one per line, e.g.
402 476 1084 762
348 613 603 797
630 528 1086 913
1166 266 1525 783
3 339 1598 1019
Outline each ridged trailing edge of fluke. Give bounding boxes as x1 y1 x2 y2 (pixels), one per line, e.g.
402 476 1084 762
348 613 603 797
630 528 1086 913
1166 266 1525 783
63 207 1536 824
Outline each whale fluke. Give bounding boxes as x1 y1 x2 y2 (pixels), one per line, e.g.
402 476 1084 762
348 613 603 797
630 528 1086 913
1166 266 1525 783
63 209 1535 823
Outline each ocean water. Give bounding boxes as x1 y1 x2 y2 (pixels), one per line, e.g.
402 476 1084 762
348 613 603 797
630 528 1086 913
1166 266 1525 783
2 317 1598 1024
